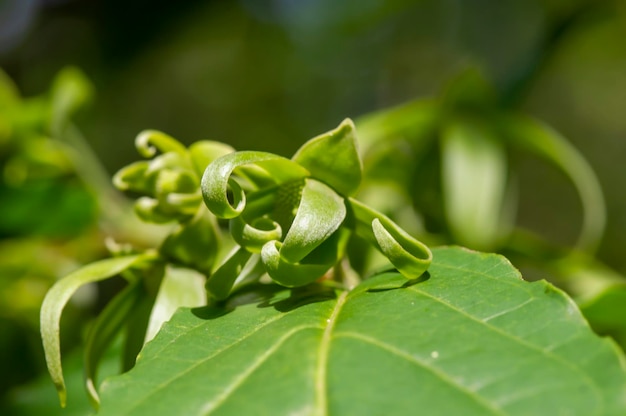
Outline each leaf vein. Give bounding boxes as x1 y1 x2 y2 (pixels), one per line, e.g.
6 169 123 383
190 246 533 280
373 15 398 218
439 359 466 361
408 286 604 412
314 291 348 416
334 331 507 415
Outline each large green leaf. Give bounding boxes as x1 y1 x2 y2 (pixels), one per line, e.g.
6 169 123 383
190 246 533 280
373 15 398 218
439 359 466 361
98 247 626 415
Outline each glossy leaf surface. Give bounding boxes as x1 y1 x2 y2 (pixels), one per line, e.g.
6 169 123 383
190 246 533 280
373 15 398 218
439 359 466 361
98 247 626 415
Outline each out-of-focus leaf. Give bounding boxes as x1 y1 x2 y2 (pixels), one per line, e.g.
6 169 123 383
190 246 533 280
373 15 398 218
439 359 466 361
501 114 606 253
97 247 626 415
1 341 121 416
40 254 154 407
292 119 362 196
49 67 93 134
355 99 439 150
0 179 96 238
581 285 626 348
441 118 508 250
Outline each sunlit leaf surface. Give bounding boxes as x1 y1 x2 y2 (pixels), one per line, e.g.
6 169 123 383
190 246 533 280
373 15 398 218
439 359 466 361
98 247 626 415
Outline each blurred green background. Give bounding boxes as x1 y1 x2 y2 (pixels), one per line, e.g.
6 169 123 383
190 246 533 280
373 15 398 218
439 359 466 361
3 0 625 265
1 0 625 412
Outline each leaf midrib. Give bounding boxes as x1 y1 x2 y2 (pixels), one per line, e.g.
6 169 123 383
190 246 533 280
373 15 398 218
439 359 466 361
314 290 348 416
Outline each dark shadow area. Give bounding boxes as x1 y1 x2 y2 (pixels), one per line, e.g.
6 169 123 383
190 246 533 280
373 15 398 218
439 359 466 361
191 282 337 320
257 284 337 313
367 271 431 293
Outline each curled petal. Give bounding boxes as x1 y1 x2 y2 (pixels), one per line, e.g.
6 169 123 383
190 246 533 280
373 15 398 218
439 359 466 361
261 241 333 287
113 161 151 192
261 227 349 287
135 130 187 158
280 179 346 263
230 216 282 253
348 198 432 279
371 218 431 279
201 151 308 219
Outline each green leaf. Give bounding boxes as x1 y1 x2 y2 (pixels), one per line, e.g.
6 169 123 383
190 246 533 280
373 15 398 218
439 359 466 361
40 254 154 407
441 117 508 250
98 247 626 415
49 66 93 133
501 114 606 253
292 118 362 196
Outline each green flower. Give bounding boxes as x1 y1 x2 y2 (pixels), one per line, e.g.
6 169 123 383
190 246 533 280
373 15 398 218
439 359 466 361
113 131 232 275
201 119 432 299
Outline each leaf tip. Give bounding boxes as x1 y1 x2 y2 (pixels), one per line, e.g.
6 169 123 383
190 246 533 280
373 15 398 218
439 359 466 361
56 383 67 408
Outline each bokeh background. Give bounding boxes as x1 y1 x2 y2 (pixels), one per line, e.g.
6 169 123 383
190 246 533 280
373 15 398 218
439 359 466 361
1 0 625 412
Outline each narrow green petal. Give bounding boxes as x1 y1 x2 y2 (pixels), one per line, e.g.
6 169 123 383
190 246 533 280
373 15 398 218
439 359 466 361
280 179 346 263
40 255 153 407
292 118 362 196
